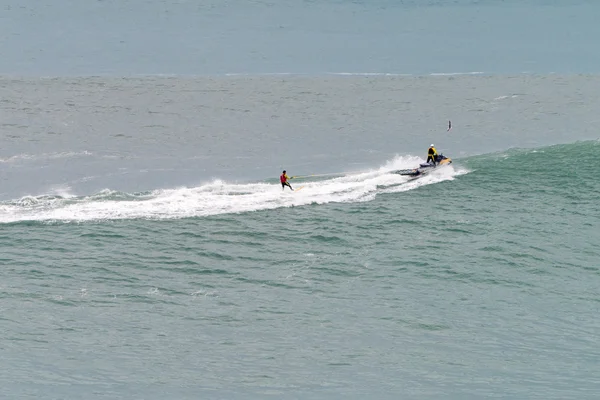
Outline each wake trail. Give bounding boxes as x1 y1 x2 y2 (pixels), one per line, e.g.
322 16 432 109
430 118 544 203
0 156 469 223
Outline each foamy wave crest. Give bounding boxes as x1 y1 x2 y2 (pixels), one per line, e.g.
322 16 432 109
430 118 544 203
494 95 520 100
0 156 467 223
326 72 412 76
218 72 484 77
0 151 93 163
430 72 485 76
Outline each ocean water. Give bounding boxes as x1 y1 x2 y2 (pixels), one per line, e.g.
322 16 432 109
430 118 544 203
2 1 600 399
2 0 600 75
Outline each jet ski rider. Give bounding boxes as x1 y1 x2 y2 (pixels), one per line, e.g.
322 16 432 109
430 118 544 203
427 144 438 165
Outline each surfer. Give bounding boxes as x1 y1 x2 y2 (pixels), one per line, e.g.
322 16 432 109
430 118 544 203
427 144 438 165
280 170 293 191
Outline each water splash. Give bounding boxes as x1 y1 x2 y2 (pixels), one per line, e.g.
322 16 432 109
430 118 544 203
0 155 466 223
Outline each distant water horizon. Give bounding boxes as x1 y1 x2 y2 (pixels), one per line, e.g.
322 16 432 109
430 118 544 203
1 0 600 76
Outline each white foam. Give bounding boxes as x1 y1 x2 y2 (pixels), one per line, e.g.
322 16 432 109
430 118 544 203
494 94 520 100
0 155 467 223
429 72 485 76
0 151 92 163
207 71 484 78
326 72 412 77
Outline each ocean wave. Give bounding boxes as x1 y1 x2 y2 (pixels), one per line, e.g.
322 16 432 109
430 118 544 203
224 71 487 77
0 155 466 223
0 151 93 163
430 71 485 76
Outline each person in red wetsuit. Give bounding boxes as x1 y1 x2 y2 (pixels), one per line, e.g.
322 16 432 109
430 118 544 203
280 170 293 191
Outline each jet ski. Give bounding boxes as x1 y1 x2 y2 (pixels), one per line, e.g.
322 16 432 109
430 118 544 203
395 154 452 177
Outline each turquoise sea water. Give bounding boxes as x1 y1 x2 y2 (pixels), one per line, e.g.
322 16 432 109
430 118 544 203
1 0 600 399
2 141 599 399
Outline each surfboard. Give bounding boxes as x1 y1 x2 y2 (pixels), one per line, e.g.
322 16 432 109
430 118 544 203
294 186 305 192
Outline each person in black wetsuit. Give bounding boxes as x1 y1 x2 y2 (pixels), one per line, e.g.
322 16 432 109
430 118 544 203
427 144 438 165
